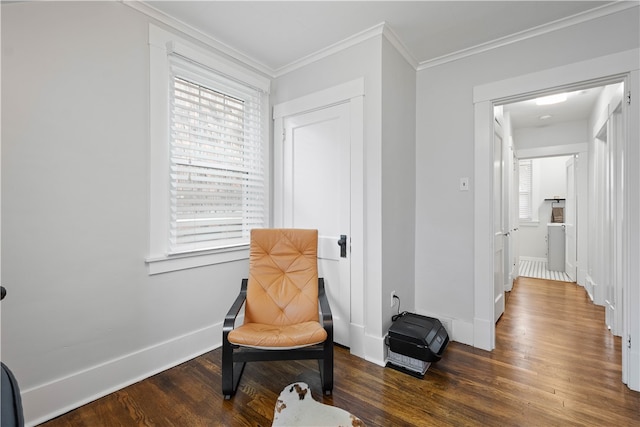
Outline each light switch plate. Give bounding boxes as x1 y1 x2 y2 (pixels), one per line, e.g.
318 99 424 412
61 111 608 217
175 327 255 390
459 177 470 191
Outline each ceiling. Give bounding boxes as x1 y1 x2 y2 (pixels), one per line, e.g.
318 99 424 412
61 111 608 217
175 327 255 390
143 1 624 129
145 1 614 72
504 86 605 130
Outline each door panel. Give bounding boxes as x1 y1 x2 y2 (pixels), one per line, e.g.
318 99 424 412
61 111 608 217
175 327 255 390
510 150 520 284
493 119 505 322
565 156 577 281
283 104 351 346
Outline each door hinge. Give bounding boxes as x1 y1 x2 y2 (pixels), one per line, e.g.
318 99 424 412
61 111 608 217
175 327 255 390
282 127 286 141
627 91 631 105
628 335 632 349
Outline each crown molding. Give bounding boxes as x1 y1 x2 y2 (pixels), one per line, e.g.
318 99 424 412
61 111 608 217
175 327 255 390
122 1 273 78
382 23 419 70
125 0 636 78
274 21 419 77
273 22 387 77
417 1 639 71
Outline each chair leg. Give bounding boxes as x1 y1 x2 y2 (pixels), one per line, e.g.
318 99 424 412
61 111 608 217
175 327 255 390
223 362 246 400
222 339 234 399
320 341 333 395
222 338 246 399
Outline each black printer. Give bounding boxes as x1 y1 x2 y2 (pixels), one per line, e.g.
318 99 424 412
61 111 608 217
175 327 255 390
386 312 449 377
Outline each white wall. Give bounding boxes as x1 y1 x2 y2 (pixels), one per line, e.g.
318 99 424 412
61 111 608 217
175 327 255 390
415 5 639 345
1 2 251 424
515 120 588 152
380 37 416 334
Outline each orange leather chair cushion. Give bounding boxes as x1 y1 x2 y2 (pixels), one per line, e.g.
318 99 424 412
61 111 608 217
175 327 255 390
227 321 327 349
228 229 327 348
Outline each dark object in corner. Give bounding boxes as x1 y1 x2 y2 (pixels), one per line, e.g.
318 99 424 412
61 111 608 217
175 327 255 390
386 312 449 378
1 363 24 427
1 286 25 427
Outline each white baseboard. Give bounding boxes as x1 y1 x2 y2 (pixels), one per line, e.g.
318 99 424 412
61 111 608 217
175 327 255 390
585 274 599 304
453 319 475 346
628 348 640 392
519 256 547 263
349 323 366 359
363 333 386 367
22 322 222 427
505 277 514 292
413 310 474 347
473 317 494 351
577 267 587 287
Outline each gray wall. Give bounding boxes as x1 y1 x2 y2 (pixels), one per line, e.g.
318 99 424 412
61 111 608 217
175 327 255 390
2 2 249 424
381 37 416 333
414 6 639 333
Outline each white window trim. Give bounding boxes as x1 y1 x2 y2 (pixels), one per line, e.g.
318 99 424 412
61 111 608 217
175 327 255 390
518 159 533 222
146 25 270 275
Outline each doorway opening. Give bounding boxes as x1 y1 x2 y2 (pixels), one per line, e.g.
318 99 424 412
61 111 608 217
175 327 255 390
498 80 624 289
515 155 576 283
491 77 629 384
474 49 639 391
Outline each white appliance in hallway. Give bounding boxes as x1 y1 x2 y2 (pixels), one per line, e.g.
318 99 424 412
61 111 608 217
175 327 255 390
547 223 566 272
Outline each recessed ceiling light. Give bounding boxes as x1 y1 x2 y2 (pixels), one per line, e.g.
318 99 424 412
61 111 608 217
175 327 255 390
536 93 567 105
539 114 552 120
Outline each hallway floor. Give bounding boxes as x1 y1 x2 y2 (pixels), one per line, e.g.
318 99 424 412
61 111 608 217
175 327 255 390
519 259 573 282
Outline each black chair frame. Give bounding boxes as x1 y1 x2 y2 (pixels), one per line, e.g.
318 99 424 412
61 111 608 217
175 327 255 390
222 278 333 400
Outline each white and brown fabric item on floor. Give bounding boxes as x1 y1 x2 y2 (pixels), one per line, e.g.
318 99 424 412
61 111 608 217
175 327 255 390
272 382 364 427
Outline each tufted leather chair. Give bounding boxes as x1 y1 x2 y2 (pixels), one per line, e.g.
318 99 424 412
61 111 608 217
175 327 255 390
222 229 333 399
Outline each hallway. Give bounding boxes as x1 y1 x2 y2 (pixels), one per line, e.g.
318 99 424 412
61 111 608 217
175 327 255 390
497 276 638 424
519 259 573 282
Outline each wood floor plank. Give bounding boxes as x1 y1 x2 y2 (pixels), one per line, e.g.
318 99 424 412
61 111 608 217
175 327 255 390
40 277 640 426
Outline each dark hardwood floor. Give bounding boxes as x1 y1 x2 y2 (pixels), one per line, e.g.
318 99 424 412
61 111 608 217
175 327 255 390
41 277 640 426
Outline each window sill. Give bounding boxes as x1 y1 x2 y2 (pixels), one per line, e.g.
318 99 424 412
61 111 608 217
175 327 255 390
519 220 540 227
146 246 249 275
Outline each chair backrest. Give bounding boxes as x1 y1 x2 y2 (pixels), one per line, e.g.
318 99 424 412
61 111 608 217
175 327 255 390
245 229 319 326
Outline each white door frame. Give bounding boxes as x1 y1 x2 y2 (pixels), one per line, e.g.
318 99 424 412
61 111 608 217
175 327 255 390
565 156 577 282
473 49 640 391
273 78 365 358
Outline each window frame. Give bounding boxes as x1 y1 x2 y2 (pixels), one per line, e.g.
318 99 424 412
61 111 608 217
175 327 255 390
519 159 533 222
146 25 270 275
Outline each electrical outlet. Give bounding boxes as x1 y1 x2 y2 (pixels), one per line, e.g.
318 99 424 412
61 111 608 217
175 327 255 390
390 290 397 308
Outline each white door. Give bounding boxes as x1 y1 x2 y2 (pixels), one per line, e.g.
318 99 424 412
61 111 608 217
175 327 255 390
611 102 624 337
509 150 520 285
504 145 515 292
604 99 624 337
493 119 505 322
593 91 625 337
281 103 351 346
565 156 577 281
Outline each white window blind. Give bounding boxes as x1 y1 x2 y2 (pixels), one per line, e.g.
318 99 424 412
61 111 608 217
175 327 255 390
519 159 533 220
168 54 265 254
